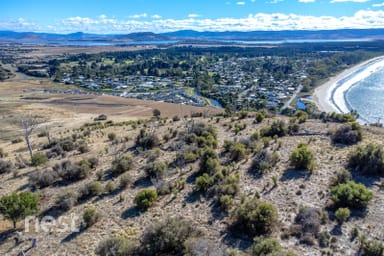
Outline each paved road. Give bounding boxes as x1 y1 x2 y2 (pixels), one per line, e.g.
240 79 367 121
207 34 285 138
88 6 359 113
282 84 303 109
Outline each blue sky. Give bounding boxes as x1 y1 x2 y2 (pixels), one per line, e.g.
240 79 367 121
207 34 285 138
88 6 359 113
0 0 384 33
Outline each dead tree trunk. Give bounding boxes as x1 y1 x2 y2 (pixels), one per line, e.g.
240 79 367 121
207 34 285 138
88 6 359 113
18 115 40 159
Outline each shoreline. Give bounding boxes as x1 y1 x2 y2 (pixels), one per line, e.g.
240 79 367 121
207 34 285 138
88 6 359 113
313 56 384 117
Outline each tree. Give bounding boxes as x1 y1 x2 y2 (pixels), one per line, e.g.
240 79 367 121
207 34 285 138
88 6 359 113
0 192 39 229
18 114 41 159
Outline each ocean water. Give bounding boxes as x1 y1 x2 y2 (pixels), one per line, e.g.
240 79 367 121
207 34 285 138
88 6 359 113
345 65 384 124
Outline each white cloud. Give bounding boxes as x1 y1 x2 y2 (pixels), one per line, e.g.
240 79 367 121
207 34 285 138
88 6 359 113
151 14 162 19
188 13 200 18
129 13 147 19
331 0 370 3
1 10 384 34
372 2 384 7
236 1 246 5
270 0 284 3
299 0 315 2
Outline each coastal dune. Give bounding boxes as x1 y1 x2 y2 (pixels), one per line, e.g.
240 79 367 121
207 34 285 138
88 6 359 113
313 56 384 116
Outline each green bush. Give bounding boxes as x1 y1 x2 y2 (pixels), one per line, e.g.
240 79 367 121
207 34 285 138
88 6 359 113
195 173 214 192
289 143 315 171
83 205 100 228
332 122 362 145
359 238 384 256
111 155 133 176
31 152 48 166
53 160 91 181
252 237 282 256
331 181 373 209
330 169 352 186
229 143 248 162
145 161 167 179
57 191 77 211
0 192 39 228
199 147 220 175
349 143 384 176
232 198 278 237
141 217 199 255
260 120 287 138
95 235 138 256
119 173 132 189
335 207 350 223
135 129 160 150
79 181 104 199
134 189 158 210
294 110 308 124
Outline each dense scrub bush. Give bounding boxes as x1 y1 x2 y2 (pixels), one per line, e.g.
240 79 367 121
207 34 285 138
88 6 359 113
184 123 218 149
83 205 100 228
294 110 308 124
134 189 158 210
289 143 315 171
252 237 282 256
359 238 384 256
119 173 132 189
31 152 48 166
331 181 373 209
29 169 58 188
94 114 107 121
321 112 357 123
335 207 350 223
232 197 278 237
255 110 266 123
95 234 138 256
250 149 279 174
199 147 220 175
213 172 240 197
294 207 322 237
260 120 287 138
135 129 160 150
0 160 13 174
175 151 198 166
229 142 248 162
144 161 167 179
141 217 200 256
195 173 213 192
184 237 227 256
349 143 384 176
331 122 362 145
77 141 90 154
53 160 91 181
111 155 133 176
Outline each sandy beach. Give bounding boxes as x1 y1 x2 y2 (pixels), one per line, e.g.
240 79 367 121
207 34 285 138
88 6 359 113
313 56 384 113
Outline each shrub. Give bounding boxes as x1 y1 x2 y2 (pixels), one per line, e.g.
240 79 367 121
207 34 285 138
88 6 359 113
195 173 214 192
111 155 133 176
232 198 278 237
153 109 161 117
219 195 233 211
331 181 373 209
229 143 248 162
78 142 90 154
29 169 58 188
359 238 384 256
0 160 13 174
331 122 362 145
291 207 322 241
11 138 23 144
83 205 100 228
95 235 138 256
0 148 6 158
94 114 107 121
349 143 384 176
330 169 352 186
184 237 226 256
199 147 220 175
294 110 308 124
134 189 158 210
31 152 48 166
335 207 350 223
0 192 39 228
57 191 77 211
108 133 117 141
255 111 265 123
250 149 279 174
172 115 180 122
79 181 104 200
53 160 91 181
144 161 167 179
135 129 160 150
141 217 199 255
119 173 132 189
252 237 282 256
289 143 315 171
260 120 287 138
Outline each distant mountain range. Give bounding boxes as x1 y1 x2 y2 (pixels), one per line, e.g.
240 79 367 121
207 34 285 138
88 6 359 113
0 28 383 44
